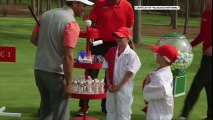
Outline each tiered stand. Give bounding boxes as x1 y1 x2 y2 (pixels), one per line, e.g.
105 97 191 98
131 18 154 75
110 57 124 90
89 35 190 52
71 27 106 120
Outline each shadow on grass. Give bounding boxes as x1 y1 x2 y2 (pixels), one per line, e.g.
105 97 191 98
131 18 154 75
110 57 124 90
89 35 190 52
70 110 146 120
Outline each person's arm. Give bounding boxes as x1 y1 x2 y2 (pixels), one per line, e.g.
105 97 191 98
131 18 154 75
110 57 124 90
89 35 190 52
191 12 206 47
63 22 80 98
30 24 39 46
205 46 212 56
105 69 114 92
102 54 114 92
112 53 141 92
143 75 166 101
112 71 134 92
63 46 74 99
191 34 202 47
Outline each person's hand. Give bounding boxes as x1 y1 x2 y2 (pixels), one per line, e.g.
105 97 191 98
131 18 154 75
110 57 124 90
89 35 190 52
205 46 212 56
64 84 72 99
111 84 122 93
108 84 114 92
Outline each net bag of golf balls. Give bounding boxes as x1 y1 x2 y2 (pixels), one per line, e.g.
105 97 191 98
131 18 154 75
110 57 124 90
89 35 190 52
157 33 194 73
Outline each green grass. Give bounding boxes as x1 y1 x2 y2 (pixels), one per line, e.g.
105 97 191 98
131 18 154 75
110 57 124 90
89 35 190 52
141 13 200 27
0 17 207 120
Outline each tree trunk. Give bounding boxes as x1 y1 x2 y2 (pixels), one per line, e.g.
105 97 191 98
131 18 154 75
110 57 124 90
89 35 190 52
172 0 178 29
57 0 60 7
133 0 141 44
36 0 40 16
6 0 10 4
39 0 43 15
201 0 205 16
47 0 51 10
20 0 21 4
14 0 16 4
183 0 189 34
31 0 36 15
190 0 202 17
61 0 64 7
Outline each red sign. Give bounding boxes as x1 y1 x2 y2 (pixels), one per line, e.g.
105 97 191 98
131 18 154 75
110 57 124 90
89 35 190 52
0 46 16 62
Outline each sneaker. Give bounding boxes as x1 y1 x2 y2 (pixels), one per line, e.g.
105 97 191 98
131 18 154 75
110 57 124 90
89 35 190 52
178 117 186 120
76 108 88 116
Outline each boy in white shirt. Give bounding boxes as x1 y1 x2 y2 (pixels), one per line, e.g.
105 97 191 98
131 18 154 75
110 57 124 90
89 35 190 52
143 44 179 120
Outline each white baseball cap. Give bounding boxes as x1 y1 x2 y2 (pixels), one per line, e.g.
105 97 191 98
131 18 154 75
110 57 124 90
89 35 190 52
66 0 94 5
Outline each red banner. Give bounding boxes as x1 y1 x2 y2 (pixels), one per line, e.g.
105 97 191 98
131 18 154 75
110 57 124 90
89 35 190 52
0 46 16 62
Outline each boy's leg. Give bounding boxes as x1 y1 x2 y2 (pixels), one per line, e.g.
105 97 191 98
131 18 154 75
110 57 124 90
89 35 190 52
117 86 133 120
106 91 116 120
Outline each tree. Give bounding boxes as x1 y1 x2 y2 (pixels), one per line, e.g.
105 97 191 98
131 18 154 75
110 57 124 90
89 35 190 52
171 0 178 29
6 0 10 4
190 0 203 17
31 0 36 15
36 0 40 16
57 0 61 8
54 0 65 8
60 0 65 7
39 0 43 15
130 0 141 44
183 0 189 34
47 0 51 10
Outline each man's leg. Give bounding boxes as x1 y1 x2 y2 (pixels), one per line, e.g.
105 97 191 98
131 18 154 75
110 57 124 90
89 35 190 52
35 70 51 120
205 82 212 120
204 56 212 120
101 73 107 114
42 71 69 120
35 70 70 120
180 55 206 118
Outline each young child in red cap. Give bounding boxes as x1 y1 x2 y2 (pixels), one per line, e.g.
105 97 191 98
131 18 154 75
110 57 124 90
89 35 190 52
143 44 179 120
102 27 141 120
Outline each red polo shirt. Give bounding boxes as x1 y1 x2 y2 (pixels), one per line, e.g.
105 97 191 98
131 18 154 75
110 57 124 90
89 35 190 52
33 22 80 48
89 0 134 42
191 10 212 51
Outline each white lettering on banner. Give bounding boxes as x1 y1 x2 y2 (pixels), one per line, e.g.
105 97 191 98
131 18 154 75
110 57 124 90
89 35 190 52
134 6 180 10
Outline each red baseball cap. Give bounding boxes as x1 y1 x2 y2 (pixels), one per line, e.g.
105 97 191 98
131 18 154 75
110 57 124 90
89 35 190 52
151 44 179 63
112 27 132 38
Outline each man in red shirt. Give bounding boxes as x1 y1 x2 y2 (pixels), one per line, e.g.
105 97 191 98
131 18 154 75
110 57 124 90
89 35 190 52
179 0 212 119
77 0 134 116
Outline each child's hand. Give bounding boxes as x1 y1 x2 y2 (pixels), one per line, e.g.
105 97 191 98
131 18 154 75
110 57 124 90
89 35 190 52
108 84 114 92
111 84 122 93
